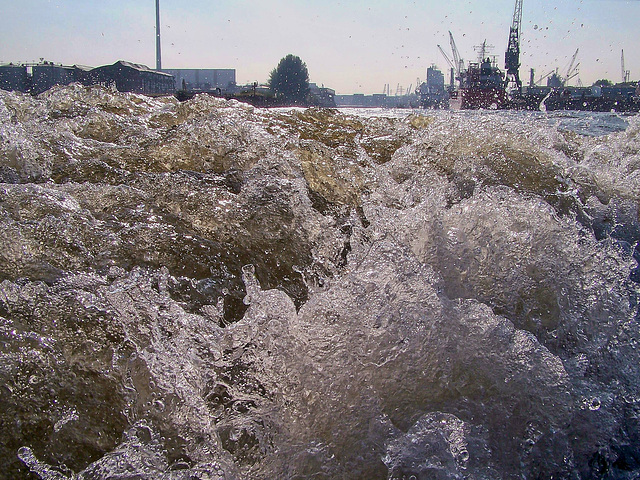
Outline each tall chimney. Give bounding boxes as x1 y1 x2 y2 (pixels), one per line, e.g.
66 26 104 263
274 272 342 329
155 0 162 70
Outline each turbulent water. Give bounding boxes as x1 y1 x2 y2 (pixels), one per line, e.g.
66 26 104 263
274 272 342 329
2 84 640 480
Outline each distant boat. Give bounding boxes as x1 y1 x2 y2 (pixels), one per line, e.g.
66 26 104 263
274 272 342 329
451 58 507 110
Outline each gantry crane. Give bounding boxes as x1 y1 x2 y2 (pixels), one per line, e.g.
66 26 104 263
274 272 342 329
504 0 523 92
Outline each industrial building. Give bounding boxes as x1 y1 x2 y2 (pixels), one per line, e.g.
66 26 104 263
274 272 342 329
163 68 236 92
72 65 96 86
417 66 448 108
89 61 175 95
0 64 29 92
0 60 175 96
309 83 336 107
31 63 75 94
335 93 386 108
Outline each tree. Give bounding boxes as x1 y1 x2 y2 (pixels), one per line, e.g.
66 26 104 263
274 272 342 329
593 79 613 87
268 54 310 105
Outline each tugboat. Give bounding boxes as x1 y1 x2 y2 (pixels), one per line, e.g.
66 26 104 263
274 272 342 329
451 57 507 110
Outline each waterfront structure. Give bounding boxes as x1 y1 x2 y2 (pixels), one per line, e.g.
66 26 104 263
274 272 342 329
31 63 75 94
0 60 175 96
418 66 448 108
90 61 175 95
0 64 29 92
163 68 236 92
72 65 95 84
309 83 336 107
335 93 388 108
334 93 418 108
540 84 639 111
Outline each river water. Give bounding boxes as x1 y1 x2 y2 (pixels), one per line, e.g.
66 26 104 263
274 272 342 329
1 84 640 479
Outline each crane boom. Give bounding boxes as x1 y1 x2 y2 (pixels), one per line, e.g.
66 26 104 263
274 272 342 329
566 49 579 78
535 70 554 86
449 31 464 86
563 48 579 85
504 0 523 92
437 45 456 89
437 44 455 70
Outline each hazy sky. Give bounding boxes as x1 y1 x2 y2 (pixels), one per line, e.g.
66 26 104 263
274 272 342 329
1 0 638 94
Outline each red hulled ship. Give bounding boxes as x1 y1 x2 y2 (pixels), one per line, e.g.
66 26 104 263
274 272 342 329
450 57 507 110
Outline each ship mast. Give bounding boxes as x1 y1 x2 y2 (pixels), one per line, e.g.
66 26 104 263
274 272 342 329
504 0 523 92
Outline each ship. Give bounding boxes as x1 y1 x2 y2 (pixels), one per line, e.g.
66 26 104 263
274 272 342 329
538 84 639 112
504 82 640 112
427 1 639 113
450 57 507 110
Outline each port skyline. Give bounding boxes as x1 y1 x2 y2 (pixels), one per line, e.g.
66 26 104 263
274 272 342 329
1 0 638 95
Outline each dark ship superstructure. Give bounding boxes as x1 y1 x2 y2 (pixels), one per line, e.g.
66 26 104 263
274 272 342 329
450 56 508 110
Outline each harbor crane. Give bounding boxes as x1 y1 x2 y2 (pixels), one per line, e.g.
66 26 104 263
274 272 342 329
437 45 455 70
437 44 456 88
535 70 555 86
449 31 464 87
563 48 580 86
504 0 523 92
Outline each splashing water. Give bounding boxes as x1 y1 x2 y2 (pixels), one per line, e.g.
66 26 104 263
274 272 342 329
2 84 640 479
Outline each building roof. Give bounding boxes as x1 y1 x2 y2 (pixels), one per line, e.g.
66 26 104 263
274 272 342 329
1 59 175 78
110 60 174 77
32 63 74 70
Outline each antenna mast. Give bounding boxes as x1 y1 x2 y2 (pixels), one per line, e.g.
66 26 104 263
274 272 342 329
155 0 162 70
504 0 523 92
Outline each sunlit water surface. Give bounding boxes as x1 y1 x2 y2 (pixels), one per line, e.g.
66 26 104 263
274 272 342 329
2 85 640 479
